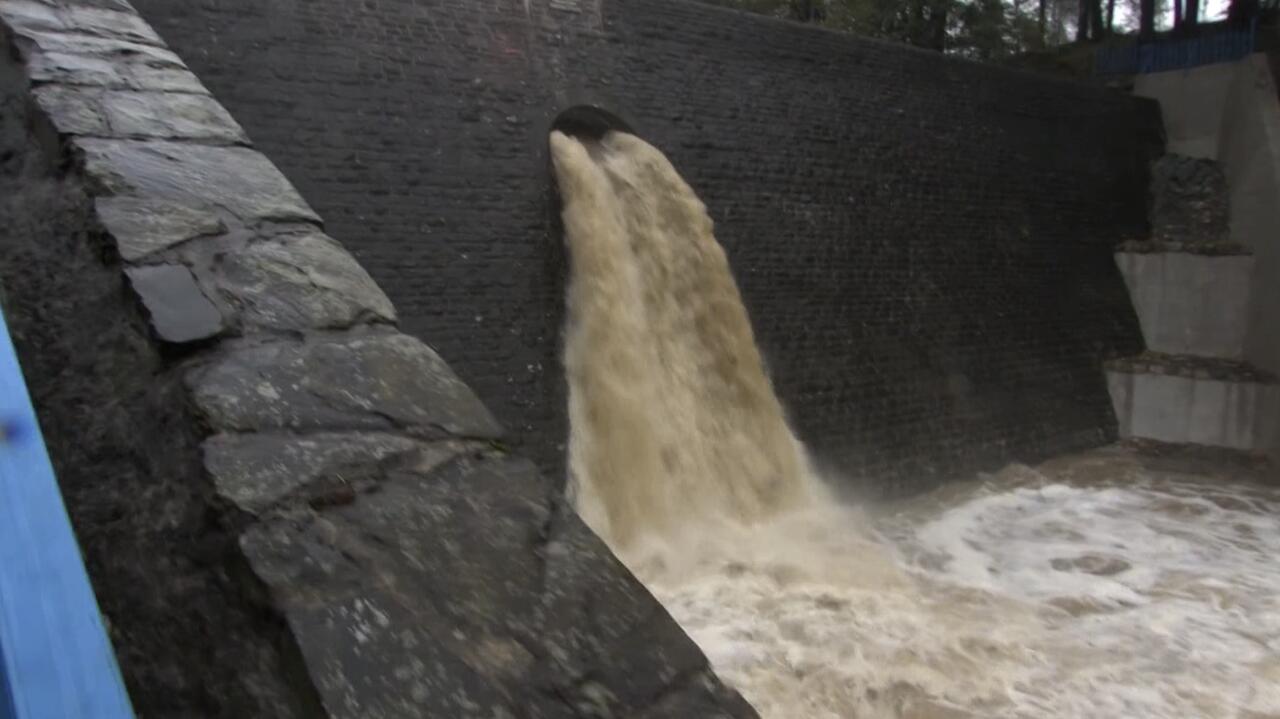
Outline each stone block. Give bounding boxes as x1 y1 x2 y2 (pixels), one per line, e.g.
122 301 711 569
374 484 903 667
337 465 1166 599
1 1 163 45
0 1 66 34
16 29 186 68
215 231 397 331
98 87 244 142
239 453 752 718
34 85 246 142
58 4 163 45
79 138 319 225
189 331 503 438
24 50 128 88
125 263 223 343
31 83 107 134
95 196 226 261
23 49 207 95
202 432 460 513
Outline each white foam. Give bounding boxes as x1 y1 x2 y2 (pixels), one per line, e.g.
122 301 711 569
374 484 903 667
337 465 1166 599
646 460 1280 718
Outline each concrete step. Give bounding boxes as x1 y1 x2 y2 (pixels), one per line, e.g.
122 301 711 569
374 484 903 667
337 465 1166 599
1105 353 1278 451
1115 244 1254 358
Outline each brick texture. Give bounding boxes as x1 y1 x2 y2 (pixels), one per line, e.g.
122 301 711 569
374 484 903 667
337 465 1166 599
132 0 1160 496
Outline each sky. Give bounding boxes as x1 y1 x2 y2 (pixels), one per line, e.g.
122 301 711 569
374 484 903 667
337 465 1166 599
1114 0 1234 30
1191 0 1232 23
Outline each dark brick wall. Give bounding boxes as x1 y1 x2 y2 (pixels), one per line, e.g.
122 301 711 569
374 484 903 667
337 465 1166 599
133 0 1158 496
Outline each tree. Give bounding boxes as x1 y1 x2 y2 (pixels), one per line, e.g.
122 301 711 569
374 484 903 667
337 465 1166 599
789 0 826 21
820 0 959 51
924 0 951 50
1075 0 1106 41
1227 0 1261 22
1122 0 1171 33
953 0 1011 56
1089 0 1106 35
1184 0 1200 25
1140 0 1157 36
1046 0 1077 44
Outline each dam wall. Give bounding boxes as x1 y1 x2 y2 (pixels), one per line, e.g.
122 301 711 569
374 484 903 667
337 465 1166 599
0 0 1173 713
132 0 1163 495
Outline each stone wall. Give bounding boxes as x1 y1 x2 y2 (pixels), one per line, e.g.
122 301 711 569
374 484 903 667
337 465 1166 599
0 2 752 716
132 0 1160 495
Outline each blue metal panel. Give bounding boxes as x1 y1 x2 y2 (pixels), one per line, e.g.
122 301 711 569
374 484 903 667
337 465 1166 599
0 311 134 719
1095 20 1259 76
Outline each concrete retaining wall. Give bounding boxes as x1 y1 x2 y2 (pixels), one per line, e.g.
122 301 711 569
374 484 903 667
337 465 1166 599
1115 251 1253 358
1135 62 1237 159
1135 55 1280 465
1107 368 1277 450
1219 57 1280 458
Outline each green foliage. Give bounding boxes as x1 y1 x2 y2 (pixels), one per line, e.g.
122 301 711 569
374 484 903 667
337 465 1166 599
822 0 951 49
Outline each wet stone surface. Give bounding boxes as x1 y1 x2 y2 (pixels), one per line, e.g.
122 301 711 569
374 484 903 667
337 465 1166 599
124 263 223 343
33 85 247 142
241 452 756 719
95 196 226 261
213 230 397 331
79 138 318 226
25 47 209 94
188 330 504 438
2 0 159 43
201 431 443 513
11 27 182 63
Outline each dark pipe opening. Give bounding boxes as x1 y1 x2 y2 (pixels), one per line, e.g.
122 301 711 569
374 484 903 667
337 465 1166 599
551 105 634 140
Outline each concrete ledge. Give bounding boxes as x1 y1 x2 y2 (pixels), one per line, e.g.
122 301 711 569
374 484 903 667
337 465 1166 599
1106 360 1278 450
1115 250 1254 358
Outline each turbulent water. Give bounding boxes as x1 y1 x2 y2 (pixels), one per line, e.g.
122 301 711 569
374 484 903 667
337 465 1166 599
551 129 811 549
550 129 1280 719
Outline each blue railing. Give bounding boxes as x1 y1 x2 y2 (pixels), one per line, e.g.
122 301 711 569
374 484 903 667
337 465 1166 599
1095 20 1259 75
0 311 134 719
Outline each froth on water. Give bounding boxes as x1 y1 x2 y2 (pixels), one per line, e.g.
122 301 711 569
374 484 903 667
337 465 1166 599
550 128 1280 718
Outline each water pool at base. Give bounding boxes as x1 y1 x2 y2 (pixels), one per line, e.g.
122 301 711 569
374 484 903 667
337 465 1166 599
649 450 1280 719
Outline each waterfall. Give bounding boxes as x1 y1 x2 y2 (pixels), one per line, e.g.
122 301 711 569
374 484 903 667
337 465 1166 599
550 129 811 548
